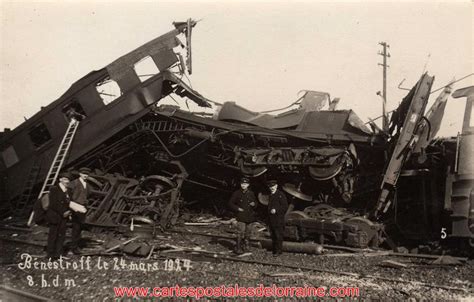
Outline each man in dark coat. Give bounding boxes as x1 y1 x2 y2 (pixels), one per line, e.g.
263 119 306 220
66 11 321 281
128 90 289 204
228 177 257 254
267 180 288 256
46 172 73 260
70 167 91 254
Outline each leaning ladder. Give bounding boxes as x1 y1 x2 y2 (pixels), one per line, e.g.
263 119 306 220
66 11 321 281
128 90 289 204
27 118 80 226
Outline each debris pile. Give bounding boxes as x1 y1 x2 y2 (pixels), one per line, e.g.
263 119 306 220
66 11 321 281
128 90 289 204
0 20 472 257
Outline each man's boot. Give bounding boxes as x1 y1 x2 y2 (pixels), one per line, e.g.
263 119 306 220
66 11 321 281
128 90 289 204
234 235 244 254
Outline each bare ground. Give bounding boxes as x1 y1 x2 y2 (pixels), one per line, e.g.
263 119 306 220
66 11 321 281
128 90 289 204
1 222 473 301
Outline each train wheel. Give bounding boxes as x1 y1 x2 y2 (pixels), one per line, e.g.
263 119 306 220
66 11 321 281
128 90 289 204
345 217 379 248
139 175 176 195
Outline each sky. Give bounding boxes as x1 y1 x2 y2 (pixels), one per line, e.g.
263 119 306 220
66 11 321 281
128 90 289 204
1 1 472 137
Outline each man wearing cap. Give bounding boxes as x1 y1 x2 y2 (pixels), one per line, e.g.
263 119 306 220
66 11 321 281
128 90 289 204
70 167 91 254
228 177 257 254
267 180 288 256
46 172 73 260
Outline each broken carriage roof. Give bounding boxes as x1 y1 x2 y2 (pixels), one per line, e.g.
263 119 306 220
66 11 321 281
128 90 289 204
0 20 208 143
153 86 381 144
215 101 373 135
156 104 384 144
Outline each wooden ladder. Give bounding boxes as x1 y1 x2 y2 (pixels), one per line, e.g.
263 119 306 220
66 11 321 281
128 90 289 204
27 118 80 226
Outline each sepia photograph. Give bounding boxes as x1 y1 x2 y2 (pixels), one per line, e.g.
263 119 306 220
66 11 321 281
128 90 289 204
0 1 473 301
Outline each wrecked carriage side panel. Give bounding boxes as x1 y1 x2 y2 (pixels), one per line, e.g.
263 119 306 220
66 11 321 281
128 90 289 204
66 73 167 164
413 84 452 154
0 70 108 205
374 74 434 217
0 22 197 207
106 28 181 83
449 86 474 239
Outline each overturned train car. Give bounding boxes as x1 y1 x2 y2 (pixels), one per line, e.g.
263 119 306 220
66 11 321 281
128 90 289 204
0 21 472 251
0 19 205 223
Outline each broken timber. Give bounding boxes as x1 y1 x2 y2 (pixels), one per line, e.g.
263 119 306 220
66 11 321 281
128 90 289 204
258 239 323 255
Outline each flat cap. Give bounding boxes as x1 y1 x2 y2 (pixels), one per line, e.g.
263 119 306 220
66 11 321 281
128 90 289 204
58 172 71 179
240 177 250 184
266 179 277 186
79 167 91 174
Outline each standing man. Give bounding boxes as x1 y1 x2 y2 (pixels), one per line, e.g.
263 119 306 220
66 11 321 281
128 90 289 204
70 167 91 254
228 177 257 254
267 179 288 256
46 172 73 260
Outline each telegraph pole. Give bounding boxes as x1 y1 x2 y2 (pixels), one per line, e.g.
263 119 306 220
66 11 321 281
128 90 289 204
378 42 390 131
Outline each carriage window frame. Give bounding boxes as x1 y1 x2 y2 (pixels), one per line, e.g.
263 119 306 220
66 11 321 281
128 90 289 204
134 56 160 83
28 122 52 149
95 77 122 105
1 145 19 168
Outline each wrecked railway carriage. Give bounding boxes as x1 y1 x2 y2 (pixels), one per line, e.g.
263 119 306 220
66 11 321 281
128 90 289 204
0 20 472 251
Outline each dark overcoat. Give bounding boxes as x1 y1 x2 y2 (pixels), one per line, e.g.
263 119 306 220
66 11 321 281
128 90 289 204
267 190 288 227
46 186 72 224
228 189 257 223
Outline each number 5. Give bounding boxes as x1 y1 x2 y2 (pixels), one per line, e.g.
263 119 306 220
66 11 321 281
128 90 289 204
441 228 447 239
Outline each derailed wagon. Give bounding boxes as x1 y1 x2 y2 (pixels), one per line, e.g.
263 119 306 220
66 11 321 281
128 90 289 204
0 20 472 252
